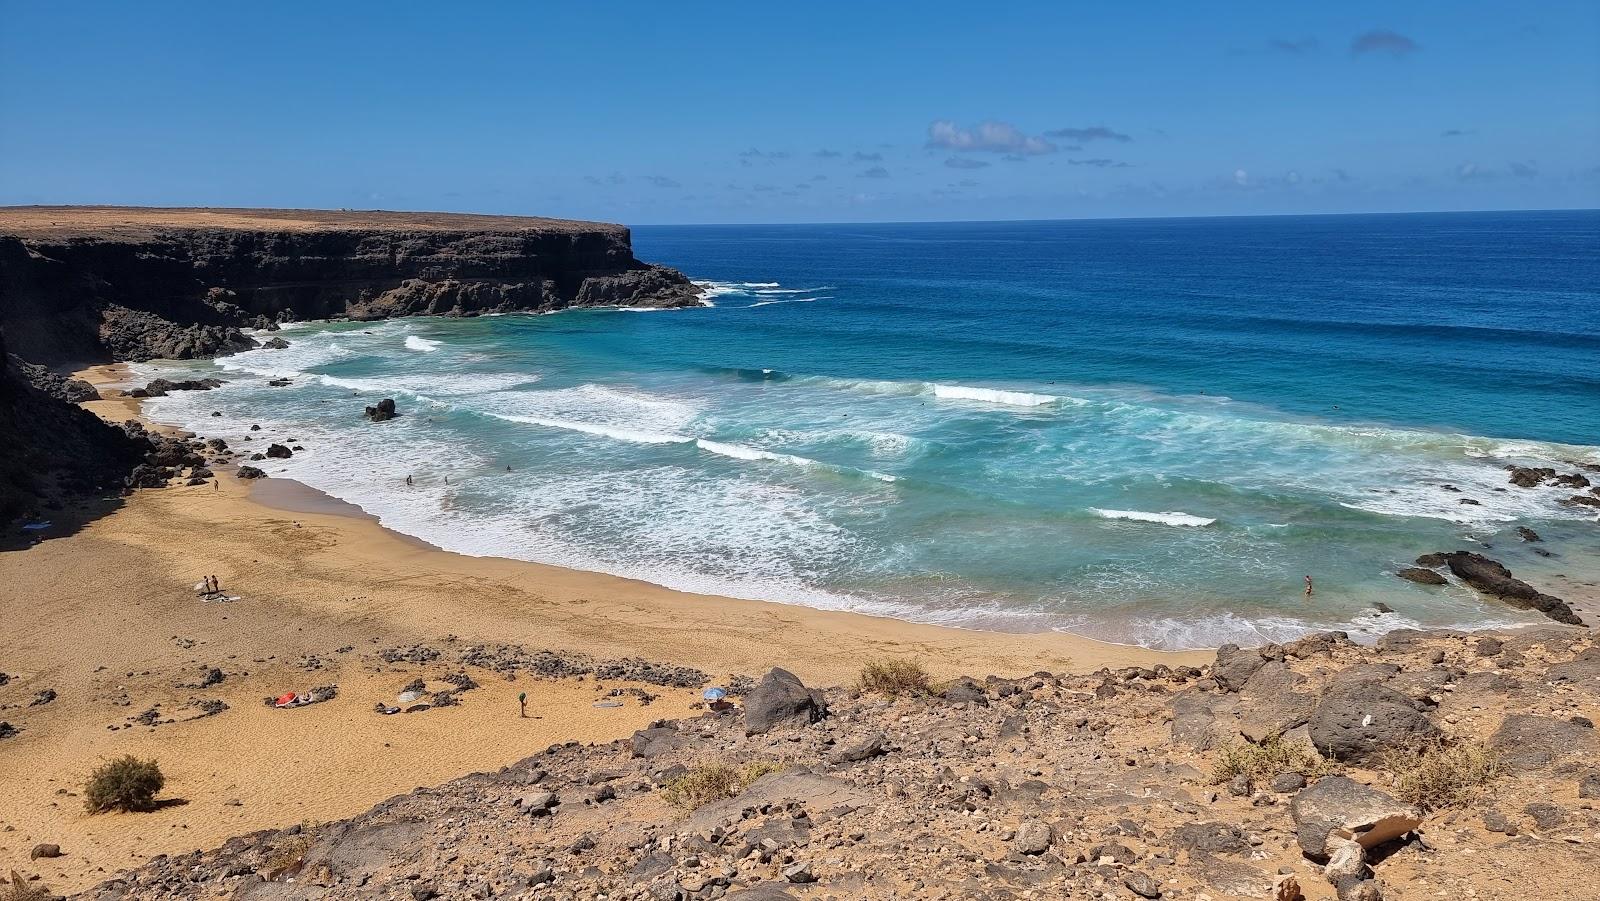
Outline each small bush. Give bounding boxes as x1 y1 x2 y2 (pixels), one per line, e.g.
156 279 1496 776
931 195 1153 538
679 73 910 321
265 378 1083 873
662 761 784 811
83 755 164 813
1211 736 1338 785
857 658 931 696
1380 739 1501 812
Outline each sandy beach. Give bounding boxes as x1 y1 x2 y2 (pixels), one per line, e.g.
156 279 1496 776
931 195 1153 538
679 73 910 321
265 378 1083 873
0 365 1208 893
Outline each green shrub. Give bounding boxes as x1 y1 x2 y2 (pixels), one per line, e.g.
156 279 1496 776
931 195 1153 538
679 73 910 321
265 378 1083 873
1380 739 1501 812
1211 735 1338 785
662 761 784 810
83 755 165 813
856 658 931 696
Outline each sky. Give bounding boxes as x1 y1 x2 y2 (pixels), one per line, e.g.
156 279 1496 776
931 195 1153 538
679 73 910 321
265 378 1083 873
2 2 1597 224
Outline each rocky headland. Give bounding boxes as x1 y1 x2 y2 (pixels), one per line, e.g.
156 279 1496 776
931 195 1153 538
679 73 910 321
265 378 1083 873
0 206 704 528
57 628 1600 901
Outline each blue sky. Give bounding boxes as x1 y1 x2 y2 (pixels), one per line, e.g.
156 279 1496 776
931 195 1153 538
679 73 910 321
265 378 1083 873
2 2 1596 224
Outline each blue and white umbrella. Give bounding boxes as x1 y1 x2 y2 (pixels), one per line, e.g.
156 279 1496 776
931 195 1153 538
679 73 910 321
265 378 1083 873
703 686 728 702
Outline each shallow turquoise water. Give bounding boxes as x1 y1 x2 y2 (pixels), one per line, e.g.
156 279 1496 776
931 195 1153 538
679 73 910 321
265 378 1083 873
140 212 1600 648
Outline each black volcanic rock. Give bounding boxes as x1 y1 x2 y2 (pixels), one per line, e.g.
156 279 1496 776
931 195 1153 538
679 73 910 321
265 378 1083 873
1397 567 1447 585
1436 551 1583 626
365 398 398 422
0 207 705 367
0 329 148 529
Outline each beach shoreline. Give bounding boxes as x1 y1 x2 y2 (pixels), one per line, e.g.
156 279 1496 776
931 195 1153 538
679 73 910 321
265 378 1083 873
0 366 1213 892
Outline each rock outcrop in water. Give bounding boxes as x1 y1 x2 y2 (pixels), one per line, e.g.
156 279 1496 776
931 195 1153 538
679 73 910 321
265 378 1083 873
0 207 704 367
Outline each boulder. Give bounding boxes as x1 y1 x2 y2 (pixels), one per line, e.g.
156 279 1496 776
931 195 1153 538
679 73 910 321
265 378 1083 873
1396 567 1446 585
1308 681 1438 764
365 398 399 422
829 731 888 764
263 336 290 349
1211 644 1266 692
1289 776 1421 858
744 668 826 735
30 843 62 859
1012 819 1052 855
236 465 266 479
265 443 293 459
1515 526 1541 542
939 676 989 705
1489 714 1597 769
630 726 683 759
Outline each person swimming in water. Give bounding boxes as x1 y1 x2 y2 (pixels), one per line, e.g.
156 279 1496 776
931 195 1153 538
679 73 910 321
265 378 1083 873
1304 575 1314 597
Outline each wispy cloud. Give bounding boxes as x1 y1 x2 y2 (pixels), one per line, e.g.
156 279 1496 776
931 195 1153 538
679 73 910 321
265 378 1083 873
859 166 890 179
739 148 790 160
1044 126 1132 143
1509 161 1538 178
1267 37 1319 54
1351 30 1419 56
1441 128 1472 138
1068 158 1131 168
944 157 990 169
853 151 884 162
927 120 1056 155
813 149 842 159
642 175 681 189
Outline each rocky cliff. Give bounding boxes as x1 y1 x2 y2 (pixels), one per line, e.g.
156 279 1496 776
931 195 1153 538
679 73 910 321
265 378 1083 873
0 207 704 366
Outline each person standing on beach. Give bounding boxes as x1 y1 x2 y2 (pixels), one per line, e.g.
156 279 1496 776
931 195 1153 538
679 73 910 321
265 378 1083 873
518 691 527 718
1304 575 1314 597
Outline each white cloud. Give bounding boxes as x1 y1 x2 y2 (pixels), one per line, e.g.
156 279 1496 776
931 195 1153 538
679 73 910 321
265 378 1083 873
927 120 1055 155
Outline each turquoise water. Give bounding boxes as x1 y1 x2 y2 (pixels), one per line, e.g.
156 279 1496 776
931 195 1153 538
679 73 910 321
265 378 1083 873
140 211 1600 648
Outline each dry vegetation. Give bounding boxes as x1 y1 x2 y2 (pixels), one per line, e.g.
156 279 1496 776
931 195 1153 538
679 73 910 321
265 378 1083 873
82 756 165 814
1210 735 1339 785
857 658 932 696
5 871 53 901
1380 739 1503 812
661 761 785 811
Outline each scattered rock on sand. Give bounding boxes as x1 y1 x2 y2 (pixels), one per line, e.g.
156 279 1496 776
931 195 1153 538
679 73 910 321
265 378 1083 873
236 465 266 479
1308 681 1439 764
30 843 62 859
1290 775 1420 857
744 668 826 735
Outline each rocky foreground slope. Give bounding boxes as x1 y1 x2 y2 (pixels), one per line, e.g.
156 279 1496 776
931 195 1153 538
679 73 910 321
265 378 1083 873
65 628 1600 901
0 207 703 366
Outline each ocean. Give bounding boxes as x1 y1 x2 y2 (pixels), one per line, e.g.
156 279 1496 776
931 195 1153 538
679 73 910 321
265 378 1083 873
137 210 1600 648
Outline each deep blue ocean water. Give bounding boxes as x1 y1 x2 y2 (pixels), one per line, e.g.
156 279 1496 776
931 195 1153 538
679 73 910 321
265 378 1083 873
141 211 1600 648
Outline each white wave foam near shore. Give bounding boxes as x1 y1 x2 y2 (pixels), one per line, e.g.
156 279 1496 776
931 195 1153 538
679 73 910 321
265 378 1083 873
931 384 1059 407
1090 508 1217 527
404 336 443 352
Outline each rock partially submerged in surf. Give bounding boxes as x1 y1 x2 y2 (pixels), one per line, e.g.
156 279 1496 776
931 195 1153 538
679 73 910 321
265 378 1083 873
1506 465 1591 490
1433 551 1583 627
1396 567 1447 586
129 377 224 398
364 398 398 422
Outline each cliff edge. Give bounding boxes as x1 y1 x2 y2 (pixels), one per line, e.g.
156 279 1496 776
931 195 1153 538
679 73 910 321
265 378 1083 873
0 206 704 366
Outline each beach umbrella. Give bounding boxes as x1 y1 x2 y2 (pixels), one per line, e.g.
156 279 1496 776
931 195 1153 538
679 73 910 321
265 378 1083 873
703 687 727 702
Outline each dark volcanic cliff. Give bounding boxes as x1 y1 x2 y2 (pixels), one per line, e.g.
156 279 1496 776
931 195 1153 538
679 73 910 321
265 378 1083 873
0 206 704 366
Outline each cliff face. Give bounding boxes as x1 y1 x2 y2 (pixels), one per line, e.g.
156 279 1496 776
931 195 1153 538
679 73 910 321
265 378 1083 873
0 207 704 365
0 328 147 532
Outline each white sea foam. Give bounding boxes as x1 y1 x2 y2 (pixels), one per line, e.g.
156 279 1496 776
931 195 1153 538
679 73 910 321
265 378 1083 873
486 412 691 445
747 298 822 308
404 335 443 352
931 383 1059 407
1090 508 1217 527
695 439 897 481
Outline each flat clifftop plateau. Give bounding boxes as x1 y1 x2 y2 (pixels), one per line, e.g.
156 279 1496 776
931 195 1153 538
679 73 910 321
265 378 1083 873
0 206 627 240
67 629 1600 901
0 205 703 366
